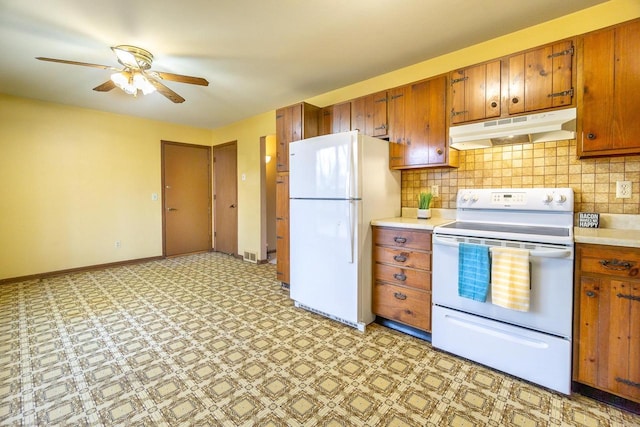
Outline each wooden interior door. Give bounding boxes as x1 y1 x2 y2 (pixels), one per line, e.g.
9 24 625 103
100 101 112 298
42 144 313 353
162 141 211 257
213 142 238 256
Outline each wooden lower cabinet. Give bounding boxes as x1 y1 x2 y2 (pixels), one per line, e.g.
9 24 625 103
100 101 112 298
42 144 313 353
372 226 432 332
574 243 640 403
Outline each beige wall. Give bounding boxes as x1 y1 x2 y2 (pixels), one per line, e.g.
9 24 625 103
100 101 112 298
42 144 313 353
210 111 275 260
0 94 211 280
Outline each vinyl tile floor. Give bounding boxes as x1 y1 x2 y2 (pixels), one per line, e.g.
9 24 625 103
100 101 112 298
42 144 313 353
0 252 638 426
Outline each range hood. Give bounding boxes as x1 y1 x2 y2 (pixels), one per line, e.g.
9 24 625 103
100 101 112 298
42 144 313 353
449 107 576 150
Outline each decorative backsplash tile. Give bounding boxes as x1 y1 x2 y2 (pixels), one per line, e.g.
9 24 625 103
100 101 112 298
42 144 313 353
402 140 640 215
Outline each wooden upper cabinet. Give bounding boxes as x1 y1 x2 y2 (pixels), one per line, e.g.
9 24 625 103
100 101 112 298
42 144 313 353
351 91 388 137
387 85 408 168
388 75 452 169
275 102 320 172
577 19 640 158
508 40 574 114
320 102 351 135
450 60 501 124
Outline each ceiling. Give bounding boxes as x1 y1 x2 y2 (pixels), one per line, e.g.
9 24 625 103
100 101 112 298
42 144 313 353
0 0 606 129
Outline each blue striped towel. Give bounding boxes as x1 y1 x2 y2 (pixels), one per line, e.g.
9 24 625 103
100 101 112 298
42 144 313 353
458 243 490 302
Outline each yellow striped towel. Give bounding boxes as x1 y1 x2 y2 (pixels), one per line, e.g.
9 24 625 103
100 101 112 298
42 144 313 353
490 247 530 312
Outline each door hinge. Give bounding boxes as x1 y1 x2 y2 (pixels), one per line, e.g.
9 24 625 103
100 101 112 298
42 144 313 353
547 46 574 58
451 76 468 85
547 88 574 98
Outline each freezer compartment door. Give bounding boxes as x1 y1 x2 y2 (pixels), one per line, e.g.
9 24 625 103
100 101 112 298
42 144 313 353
432 305 571 394
289 131 359 199
290 198 367 327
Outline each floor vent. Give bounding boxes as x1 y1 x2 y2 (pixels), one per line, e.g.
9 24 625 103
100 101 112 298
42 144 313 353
243 251 257 263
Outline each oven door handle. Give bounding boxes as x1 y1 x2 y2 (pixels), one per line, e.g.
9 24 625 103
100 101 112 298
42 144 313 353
432 236 572 259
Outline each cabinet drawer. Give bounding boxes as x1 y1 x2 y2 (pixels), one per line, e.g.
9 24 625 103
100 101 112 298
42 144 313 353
579 245 640 279
374 227 431 251
374 263 431 291
373 282 431 331
373 246 431 270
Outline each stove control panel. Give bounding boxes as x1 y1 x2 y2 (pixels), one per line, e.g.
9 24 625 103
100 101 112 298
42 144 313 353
457 188 574 211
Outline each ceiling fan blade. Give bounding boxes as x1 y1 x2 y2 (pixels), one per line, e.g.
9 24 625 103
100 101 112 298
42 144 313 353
146 76 185 103
93 80 116 92
36 57 119 71
151 71 209 86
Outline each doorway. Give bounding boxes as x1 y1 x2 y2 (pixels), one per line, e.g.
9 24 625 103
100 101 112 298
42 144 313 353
213 142 238 256
162 141 212 257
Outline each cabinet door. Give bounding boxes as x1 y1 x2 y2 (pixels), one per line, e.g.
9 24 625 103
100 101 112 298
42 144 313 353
450 61 501 124
351 91 388 137
320 107 333 136
369 91 389 137
416 76 446 166
275 104 302 172
275 173 289 284
577 276 640 402
388 86 407 168
578 20 640 157
508 40 573 114
333 102 351 134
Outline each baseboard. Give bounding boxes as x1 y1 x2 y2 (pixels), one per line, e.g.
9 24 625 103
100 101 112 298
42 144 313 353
374 317 432 342
572 382 639 415
0 256 164 285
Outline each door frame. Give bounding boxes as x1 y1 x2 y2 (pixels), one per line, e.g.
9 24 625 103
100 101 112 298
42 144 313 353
161 140 212 257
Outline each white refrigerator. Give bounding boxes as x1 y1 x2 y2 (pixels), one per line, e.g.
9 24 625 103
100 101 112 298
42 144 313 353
289 130 401 331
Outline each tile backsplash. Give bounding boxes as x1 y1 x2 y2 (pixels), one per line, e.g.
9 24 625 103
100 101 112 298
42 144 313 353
402 140 640 215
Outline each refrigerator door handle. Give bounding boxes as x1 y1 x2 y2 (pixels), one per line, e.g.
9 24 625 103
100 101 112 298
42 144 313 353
348 200 355 264
347 134 355 199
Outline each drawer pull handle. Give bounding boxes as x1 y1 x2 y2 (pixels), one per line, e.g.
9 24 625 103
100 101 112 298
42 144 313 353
617 293 640 302
393 254 408 263
586 291 596 298
393 273 407 281
600 259 633 271
393 237 407 244
615 377 640 388
394 292 407 300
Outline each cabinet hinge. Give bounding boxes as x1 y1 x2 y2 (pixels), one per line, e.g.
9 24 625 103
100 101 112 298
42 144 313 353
451 76 468 85
547 88 574 98
617 292 640 302
547 46 574 58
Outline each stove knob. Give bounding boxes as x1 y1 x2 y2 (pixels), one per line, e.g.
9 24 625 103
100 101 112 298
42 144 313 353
470 194 479 202
542 194 553 203
461 193 470 202
554 193 567 203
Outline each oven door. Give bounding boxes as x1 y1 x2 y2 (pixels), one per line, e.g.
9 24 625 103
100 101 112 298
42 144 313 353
431 234 574 338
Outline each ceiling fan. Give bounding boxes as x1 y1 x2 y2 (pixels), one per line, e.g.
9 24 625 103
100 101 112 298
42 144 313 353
36 45 209 103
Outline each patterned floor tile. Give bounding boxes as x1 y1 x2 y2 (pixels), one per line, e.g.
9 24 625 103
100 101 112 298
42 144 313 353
0 252 638 426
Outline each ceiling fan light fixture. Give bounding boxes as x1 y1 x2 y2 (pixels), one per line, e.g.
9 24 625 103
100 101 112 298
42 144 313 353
133 73 156 95
110 71 156 96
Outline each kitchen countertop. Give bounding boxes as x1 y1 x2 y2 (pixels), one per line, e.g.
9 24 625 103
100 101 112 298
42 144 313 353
371 208 455 231
574 213 640 248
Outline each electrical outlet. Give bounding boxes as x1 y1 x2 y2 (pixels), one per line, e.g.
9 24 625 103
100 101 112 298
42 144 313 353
616 181 632 199
115 240 121 248
431 184 439 198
